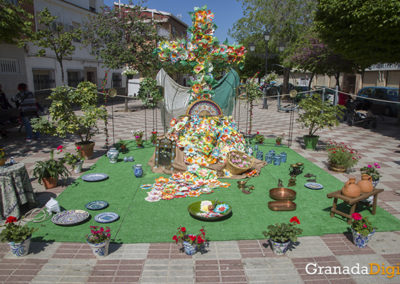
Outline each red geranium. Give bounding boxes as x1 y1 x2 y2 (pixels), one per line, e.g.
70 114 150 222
290 216 300 224
173 226 207 252
5 216 17 224
181 227 186 233
352 213 362 221
57 145 63 152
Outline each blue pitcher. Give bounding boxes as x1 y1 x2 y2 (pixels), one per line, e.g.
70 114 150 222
265 154 272 164
273 155 281 166
280 152 287 163
256 151 263 161
133 164 143 178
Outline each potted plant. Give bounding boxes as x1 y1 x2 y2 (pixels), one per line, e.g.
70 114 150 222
115 139 128 153
262 216 302 255
137 78 163 109
33 148 69 189
32 81 108 159
0 147 5 166
0 216 37 256
254 132 264 144
241 73 263 137
132 129 144 148
62 145 85 174
326 140 361 172
275 133 285 146
360 163 381 188
350 213 375 248
151 131 158 145
86 226 111 257
121 67 139 79
172 226 207 255
297 94 345 150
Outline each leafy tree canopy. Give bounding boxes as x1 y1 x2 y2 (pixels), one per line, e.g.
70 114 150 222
315 0 400 68
0 0 33 44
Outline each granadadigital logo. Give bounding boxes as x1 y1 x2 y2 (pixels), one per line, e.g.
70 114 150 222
305 263 400 279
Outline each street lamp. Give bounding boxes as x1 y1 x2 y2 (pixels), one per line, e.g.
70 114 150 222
262 32 270 109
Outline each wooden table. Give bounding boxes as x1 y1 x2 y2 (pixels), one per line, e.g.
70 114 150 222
327 188 384 224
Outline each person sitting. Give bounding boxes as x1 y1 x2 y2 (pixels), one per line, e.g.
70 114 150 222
13 83 40 142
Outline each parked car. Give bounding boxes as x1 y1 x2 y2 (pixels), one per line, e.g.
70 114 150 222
356 87 399 116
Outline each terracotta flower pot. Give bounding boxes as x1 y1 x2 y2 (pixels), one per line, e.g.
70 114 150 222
42 177 58 189
0 158 6 166
329 164 347 172
76 142 95 159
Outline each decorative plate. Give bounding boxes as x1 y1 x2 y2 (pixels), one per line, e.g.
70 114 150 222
85 200 109 210
82 173 109 182
304 182 324 190
186 99 223 117
188 200 232 221
51 210 90 226
94 212 119 223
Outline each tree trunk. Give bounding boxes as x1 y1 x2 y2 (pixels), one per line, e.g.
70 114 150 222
59 59 65 85
308 73 314 89
335 72 340 90
282 68 290 95
124 75 131 112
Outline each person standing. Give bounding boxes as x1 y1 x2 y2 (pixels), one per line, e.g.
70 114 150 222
0 84 12 110
13 83 40 142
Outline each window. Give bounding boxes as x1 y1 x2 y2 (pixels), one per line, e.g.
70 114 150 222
33 69 55 91
68 70 83 87
0 58 20 74
112 73 122 88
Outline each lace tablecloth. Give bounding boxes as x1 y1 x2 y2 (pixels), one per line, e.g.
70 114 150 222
0 163 37 219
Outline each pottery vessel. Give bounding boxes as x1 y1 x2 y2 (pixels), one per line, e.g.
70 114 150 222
269 239 290 255
134 164 143 178
351 228 375 248
87 239 110 257
74 160 83 174
357 174 373 193
342 177 361 198
42 177 58 189
183 241 197 255
8 237 31 257
107 147 119 164
76 142 95 159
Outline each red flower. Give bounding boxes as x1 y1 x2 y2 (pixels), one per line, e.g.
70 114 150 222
76 146 82 150
172 235 178 243
363 224 367 228
352 213 362 221
57 145 63 152
290 216 300 224
197 235 204 244
257 131 259 135
5 216 17 224
181 227 186 233
189 235 196 242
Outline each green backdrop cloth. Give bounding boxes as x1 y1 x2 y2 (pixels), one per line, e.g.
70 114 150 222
29 139 400 244
212 68 240 116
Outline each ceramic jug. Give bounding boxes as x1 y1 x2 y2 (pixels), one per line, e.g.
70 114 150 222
357 174 373 193
107 147 119 164
342 177 361 198
133 164 143 178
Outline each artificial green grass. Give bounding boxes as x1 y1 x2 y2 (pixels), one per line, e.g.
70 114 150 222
30 139 400 243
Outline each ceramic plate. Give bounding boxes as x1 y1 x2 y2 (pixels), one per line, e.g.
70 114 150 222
188 200 232 221
51 210 90 226
85 200 109 210
304 182 324 190
82 173 109 182
94 212 119 223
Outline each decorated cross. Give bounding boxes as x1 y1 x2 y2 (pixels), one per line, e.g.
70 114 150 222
155 6 246 102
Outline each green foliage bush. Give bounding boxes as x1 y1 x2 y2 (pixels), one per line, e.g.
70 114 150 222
33 150 69 184
137 78 163 108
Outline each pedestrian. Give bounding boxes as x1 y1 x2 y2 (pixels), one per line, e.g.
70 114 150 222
13 83 40 142
0 84 12 110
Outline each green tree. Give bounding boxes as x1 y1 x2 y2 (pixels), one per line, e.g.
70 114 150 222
315 0 400 68
230 0 317 93
26 8 81 84
0 0 33 44
83 2 160 111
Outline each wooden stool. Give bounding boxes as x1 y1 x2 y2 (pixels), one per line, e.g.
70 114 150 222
327 188 384 224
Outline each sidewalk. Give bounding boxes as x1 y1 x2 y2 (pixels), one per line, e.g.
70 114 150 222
1 99 399 284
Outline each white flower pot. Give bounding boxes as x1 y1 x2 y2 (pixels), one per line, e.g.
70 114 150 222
87 239 110 257
8 237 31 257
74 161 83 174
269 239 291 255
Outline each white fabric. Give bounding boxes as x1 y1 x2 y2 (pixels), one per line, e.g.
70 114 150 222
156 68 191 129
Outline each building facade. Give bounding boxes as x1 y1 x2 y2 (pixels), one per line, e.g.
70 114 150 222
0 0 123 101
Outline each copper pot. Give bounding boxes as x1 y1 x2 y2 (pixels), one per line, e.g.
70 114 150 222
268 200 296 211
269 187 296 201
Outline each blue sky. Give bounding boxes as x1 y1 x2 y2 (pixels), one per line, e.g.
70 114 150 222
103 0 244 43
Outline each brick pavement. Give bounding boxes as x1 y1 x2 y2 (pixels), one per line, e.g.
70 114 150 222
1 99 400 283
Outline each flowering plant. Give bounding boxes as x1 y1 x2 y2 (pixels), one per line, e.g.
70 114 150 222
0 216 37 243
360 163 381 181
0 148 5 159
326 140 361 169
87 226 111 244
172 226 207 249
276 133 285 144
351 213 374 237
132 130 144 147
263 216 303 243
121 67 139 77
151 131 158 144
254 132 264 144
33 149 70 184
61 145 84 167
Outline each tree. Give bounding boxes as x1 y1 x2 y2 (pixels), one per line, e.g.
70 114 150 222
315 0 400 68
230 0 317 92
290 35 356 88
27 8 81 84
83 2 160 111
0 0 33 44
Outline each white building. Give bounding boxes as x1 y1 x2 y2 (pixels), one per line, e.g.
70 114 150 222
0 0 125 100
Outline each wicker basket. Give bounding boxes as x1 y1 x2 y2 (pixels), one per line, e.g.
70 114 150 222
226 150 253 175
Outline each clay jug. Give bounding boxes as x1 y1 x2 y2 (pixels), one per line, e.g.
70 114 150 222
357 174 373 193
342 177 361 198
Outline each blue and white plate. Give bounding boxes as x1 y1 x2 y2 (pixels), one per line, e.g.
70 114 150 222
94 212 119 223
85 200 109 210
304 182 324 190
82 173 109 182
51 210 90 226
